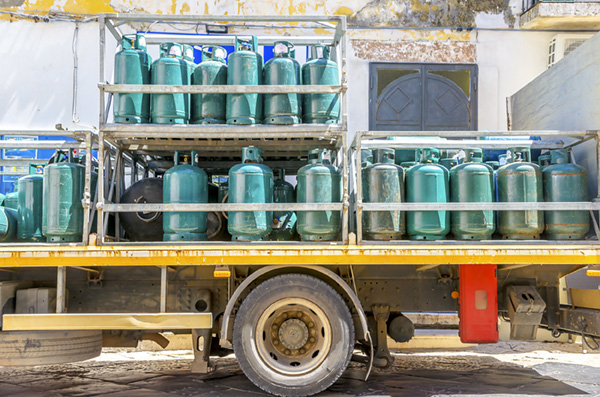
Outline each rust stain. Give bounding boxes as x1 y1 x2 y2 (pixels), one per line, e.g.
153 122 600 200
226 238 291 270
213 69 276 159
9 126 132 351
351 39 476 63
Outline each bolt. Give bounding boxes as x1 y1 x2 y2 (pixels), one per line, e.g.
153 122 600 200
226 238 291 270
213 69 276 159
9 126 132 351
282 313 288 319
285 349 291 355
310 329 316 336
308 321 315 328
297 311 303 318
273 340 279 345
300 348 306 354
309 337 315 343
272 324 278 330
271 332 277 338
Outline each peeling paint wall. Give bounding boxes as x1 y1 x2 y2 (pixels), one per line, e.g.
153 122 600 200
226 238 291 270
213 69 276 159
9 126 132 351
1 0 517 28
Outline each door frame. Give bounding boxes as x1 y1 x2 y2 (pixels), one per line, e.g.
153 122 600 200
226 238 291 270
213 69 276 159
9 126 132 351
368 62 478 131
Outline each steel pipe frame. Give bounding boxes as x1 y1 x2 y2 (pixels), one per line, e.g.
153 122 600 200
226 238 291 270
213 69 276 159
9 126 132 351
353 129 600 244
98 14 349 245
101 84 345 94
102 203 344 212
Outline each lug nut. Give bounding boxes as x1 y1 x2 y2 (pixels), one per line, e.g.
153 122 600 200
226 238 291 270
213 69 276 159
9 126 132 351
273 340 279 345
300 348 306 354
308 321 315 328
285 349 291 355
309 337 315 343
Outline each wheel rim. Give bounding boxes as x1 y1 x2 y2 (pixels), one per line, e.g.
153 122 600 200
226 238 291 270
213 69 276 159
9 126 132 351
255 297 332 376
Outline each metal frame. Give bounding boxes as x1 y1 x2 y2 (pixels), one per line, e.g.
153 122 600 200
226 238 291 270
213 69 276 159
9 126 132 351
0 129 98 246
353 129 600 244
97 14 349 245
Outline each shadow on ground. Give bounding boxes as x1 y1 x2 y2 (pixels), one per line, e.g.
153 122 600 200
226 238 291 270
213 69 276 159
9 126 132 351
0 352 589 396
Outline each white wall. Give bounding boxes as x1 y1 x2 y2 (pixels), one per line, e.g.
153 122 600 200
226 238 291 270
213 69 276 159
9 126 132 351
0 21 115 131
0 20 561 135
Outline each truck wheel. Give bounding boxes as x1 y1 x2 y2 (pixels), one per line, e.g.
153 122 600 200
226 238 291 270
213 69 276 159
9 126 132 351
0 330 102 366
233 274 354 396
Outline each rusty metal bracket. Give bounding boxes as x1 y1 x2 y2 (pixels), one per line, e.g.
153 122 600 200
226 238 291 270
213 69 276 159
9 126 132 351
372 304 394 369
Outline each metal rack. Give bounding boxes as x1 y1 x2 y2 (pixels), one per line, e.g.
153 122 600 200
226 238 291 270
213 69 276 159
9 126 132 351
97 14 349 244
0 129 97 245
353 129 600 244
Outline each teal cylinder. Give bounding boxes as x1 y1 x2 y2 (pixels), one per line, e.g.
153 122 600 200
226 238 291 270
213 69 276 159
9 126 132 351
183 45 196 121
538 154 551 168
270 168 297 241
362 149 405 240
361 149 373 167
0 207 17 242
394 149 417 166
486 161 499 171
113 33 151 123
163 151 208 241
450 148 495 240
17 174 44 242
191 46 227 124
42 151 86 242
227 37 263 125
400 161 418 169
406 148 449 240
0 193 5 206
4 186 18 210
151 42 189 124
302 45 339 124
263 41 301 125
497 147 544 240
228 147 273 241
440 158 457 170
543 149 589 240
297 149 341 241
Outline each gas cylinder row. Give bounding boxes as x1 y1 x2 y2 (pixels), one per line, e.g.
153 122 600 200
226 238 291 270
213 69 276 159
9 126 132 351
157 146 341 242
113 33 339 125
0 150 96 243
361 147 589 241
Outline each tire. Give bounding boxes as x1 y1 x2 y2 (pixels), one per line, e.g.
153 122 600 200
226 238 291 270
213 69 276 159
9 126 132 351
0 330 102 366
233 274 354 396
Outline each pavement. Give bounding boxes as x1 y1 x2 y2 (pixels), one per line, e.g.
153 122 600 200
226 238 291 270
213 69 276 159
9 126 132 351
0 341 599 396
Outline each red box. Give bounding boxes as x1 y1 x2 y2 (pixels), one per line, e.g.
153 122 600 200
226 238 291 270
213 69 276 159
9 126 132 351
458 264 498 343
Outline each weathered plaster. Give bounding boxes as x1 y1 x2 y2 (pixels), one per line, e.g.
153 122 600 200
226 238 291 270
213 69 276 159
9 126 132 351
351 39 476 63
0 0 516 28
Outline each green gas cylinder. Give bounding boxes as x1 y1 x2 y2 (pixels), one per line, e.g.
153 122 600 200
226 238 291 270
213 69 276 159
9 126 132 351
191 46 227 124
4 185 18 210
485 161 499 171
163 151 208 241
151 42 188 124
361 149 373 167
450 148 495 240
400 161 418 169
183 45 196 121
263 41 301 125
406 148 449 240
302 45 339 124
17 174 44 242
270 168 297 241
227 37 263 125
362 148 405 240
440 158 458 170
228 147 273 241
0 207 17 242
0 193 5 206
42 150 86 242
113 33 151 123
497 147 544 240
538 154 551 168
543 149 589 240
297 149 342 241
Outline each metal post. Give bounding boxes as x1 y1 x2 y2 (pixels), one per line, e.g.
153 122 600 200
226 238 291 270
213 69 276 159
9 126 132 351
160 266 167 313
115 150 122 242
341 133 349 244
82 131 92 244
56 267 67 313
356 133 363 244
